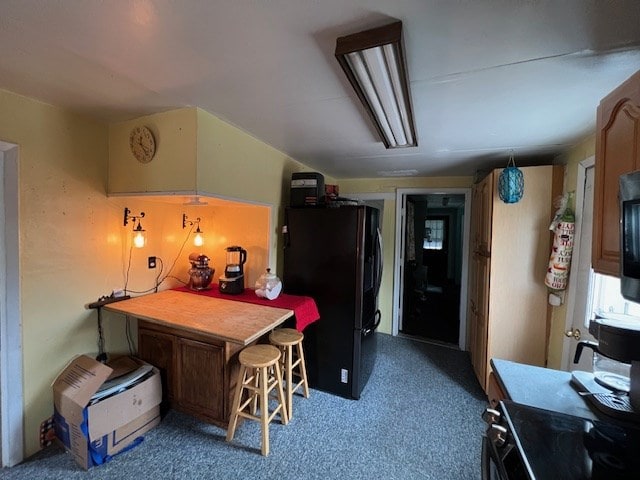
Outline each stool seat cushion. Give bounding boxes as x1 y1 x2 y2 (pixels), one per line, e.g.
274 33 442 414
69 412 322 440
269 328 303 346
239 344 281 367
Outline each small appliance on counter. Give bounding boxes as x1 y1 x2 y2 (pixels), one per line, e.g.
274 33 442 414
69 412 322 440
187 253 214 291
290 172 325 207
219 246 247 294
571 313 640 421
254 268 282 300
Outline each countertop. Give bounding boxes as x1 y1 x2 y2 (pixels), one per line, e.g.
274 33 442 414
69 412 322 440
490 358 599 420
103 289 294 345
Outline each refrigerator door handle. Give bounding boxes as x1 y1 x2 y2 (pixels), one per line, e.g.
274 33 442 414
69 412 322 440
363 310 381 336
373 309 381 330
374 227 383 298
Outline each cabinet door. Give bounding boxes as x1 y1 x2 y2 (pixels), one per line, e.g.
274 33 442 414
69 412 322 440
474 255 490 389
177 337 225 422
138 327 176 403
477 173 494 256
593 70 640 276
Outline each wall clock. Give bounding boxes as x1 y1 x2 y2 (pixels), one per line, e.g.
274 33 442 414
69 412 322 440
129 126 156 164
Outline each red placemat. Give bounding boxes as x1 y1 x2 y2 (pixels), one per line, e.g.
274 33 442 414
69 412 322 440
174 285 320 332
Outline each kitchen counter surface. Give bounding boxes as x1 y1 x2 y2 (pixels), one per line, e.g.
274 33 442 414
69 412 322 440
104 289 294 345
491 358 598 420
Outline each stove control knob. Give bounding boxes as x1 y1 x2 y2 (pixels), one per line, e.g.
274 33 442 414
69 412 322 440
487 424 508 447
481 408 501 425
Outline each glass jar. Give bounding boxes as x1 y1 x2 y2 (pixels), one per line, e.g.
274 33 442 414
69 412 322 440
255 268 282 300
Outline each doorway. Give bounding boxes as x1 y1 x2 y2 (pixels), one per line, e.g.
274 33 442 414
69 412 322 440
394 189 470 348
0 142 23 467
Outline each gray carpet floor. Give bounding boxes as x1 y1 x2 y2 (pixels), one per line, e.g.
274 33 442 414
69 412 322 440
2 333 488 479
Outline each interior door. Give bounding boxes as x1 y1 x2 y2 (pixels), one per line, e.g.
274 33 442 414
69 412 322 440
563 161 597 372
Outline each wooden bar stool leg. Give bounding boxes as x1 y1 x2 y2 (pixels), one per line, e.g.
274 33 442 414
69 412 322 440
274 361 289 425
226 365 247 442
250 367 260 415
285 344 294 418
259 366 270 456
296 341 310 398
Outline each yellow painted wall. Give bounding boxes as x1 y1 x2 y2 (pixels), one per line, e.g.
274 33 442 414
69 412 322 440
0 89 131 458
108 108 198 194
105 197 270 293
546 134 596 369
339 176 474 335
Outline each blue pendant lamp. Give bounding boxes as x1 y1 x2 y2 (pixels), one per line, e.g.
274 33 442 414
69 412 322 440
498 150 524 204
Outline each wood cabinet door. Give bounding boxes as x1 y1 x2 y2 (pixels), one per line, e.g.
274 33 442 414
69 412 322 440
138 327 176 403
475 255 490 389
177 337 225 422
468 251 490 388
477 173 494 256
593 70 640 276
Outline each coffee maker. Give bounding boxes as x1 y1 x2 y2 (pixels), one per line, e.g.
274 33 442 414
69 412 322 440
218 246 247 294
571 314 640 420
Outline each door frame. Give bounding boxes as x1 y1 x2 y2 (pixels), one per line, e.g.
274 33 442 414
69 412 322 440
561 156 595 371
393 188 472 350
0 142 23 466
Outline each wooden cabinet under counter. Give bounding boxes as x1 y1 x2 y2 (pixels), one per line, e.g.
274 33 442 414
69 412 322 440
104 289 294 428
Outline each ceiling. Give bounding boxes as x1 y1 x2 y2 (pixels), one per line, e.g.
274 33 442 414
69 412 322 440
2 1 640 179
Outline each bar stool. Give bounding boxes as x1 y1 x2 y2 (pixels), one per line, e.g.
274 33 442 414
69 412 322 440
226 344 289 456
269 328 310 419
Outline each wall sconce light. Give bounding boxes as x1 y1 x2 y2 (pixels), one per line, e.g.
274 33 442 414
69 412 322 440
123 207 146 248
182 214 204 247
335 21 417 148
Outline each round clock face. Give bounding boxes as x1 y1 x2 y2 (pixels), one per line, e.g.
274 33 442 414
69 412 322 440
129 126 156 163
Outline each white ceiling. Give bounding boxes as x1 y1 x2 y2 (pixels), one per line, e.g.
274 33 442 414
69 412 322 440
2 1 640 179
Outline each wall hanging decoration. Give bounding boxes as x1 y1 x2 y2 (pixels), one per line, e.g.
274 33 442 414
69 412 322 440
498 151 524 203
545 192 575 292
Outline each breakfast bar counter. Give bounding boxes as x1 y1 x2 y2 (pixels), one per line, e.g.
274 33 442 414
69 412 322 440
104 289 295 346
104 289 299 428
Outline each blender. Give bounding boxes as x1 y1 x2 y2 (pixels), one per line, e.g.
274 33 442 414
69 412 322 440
218 246 247 294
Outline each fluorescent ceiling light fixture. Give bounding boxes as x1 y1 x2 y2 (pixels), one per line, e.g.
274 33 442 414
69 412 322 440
377 169 419 177
335 21 417 148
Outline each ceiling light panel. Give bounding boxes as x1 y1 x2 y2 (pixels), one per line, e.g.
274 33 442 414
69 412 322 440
335 21 417 149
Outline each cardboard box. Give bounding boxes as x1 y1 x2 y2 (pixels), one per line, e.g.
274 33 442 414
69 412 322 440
53 355 162 469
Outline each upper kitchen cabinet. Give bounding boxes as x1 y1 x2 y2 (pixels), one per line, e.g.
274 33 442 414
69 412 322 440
593 70 640 277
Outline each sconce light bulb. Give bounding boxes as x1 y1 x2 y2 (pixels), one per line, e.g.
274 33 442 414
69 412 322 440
194 232 204 247
133 231 146 248
133 223 146 248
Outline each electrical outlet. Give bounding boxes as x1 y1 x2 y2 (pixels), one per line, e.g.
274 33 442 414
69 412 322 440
148 256 156 269
341 368 349 384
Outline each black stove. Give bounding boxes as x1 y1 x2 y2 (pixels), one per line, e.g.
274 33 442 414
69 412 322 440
482 400 640 479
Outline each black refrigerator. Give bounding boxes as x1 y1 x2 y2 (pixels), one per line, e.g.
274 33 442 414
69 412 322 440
283 205 383 399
